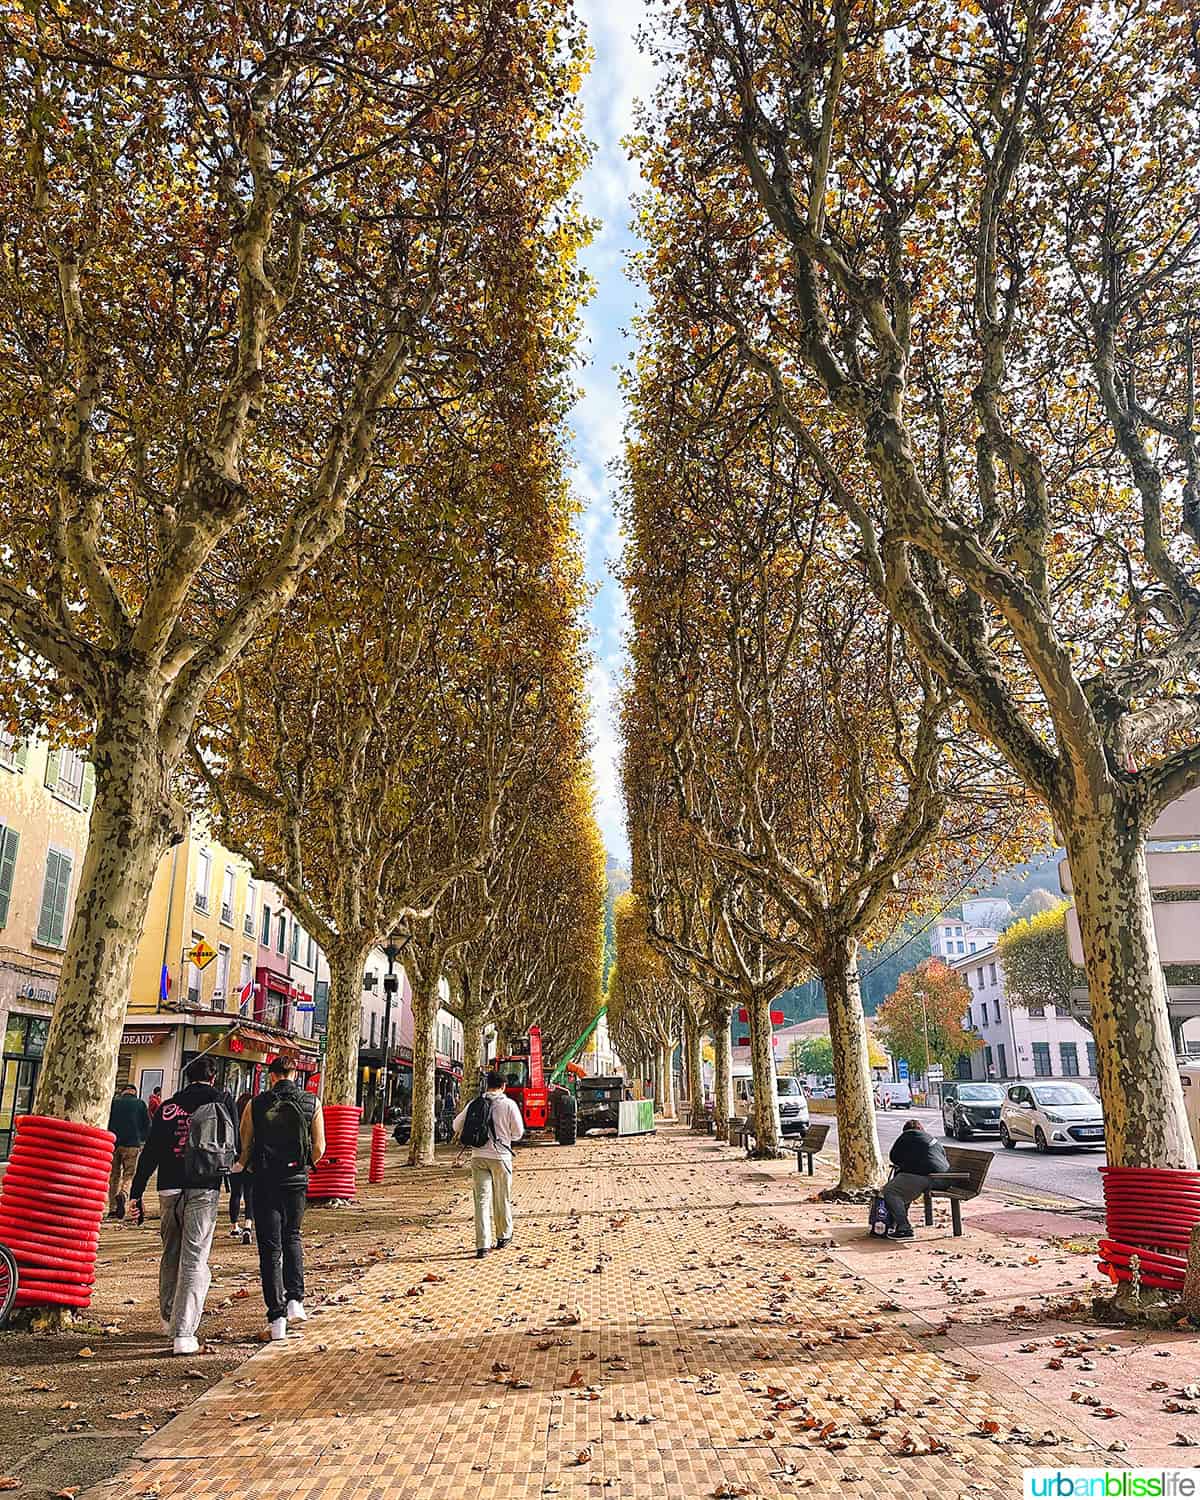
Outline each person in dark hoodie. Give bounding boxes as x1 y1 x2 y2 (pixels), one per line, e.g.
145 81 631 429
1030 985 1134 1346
883 1118 950 1239
130 1055 238 1354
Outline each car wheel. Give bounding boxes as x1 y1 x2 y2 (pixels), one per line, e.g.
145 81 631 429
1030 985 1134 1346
1034 1126 1050 1154
1000 1124 1017 1150
954 1115 971 1141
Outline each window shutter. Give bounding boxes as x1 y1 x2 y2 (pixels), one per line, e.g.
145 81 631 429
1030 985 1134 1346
15 739 28 772
37 850 72 947
0 826 19 928
81 761 95 809
37 850 63 943
43 748 60 791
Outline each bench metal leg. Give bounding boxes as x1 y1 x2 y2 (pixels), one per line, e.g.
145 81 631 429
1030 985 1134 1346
807 1153 815 1175
923 1191 934 1227
951 1199 962 1236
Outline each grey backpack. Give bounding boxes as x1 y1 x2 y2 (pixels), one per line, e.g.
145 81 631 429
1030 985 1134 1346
184 1100 237 1182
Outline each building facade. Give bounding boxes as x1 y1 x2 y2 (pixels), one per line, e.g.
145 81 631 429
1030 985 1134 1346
930 898 1012 962
0 737 94 1158
952 942 1097 1087
122 832 320 1103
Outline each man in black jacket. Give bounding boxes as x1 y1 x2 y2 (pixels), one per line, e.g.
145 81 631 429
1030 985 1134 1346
883 1119 950 1239
130 1056 238 1355
106 1084 151 1219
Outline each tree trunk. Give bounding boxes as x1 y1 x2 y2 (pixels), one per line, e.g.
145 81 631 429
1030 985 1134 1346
322 942 372 1107
34 722 180 1125
651 1050 663 1112
747 990 782 1155
685 1013 706 1130
712 1008 733 1132
461 1001 485 1095
819 936 885 1197
1064 808 1195 1168
659 1041 677 1118
407 967 440 1167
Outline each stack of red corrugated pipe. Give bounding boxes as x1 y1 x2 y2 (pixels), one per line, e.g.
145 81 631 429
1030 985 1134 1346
306 1103 362 1200
1098 1165 1200 1293
368 1123 387 1184
0 1114 115 1309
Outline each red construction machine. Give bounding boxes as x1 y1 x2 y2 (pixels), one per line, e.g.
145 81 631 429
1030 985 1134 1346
488 1026 577 1145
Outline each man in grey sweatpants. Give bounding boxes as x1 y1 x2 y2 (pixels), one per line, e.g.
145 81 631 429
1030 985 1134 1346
131 1056 238 1355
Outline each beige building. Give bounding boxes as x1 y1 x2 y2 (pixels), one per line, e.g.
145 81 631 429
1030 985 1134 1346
0 734 94 1158
121 829 320 1103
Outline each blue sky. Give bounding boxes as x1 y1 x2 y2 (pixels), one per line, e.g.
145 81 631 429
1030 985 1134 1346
571 0 654 867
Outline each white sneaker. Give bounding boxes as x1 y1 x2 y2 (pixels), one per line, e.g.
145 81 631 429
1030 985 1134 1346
172 1335 199 1356
230 1223 243 1237
285 1299 307 1323
268 1317 288 1341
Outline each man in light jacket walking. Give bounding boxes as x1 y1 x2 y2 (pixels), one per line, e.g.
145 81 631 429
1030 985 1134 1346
453 1070 525 1258
130 1056 238 1354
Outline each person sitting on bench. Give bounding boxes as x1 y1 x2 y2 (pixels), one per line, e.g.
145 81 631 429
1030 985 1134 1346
883 1119 949 1239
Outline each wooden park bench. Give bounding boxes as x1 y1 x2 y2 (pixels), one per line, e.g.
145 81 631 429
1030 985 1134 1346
921 1146 993 1236
793 1122 831 1175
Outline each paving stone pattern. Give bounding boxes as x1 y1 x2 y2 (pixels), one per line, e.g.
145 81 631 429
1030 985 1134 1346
86 1130 1114 1500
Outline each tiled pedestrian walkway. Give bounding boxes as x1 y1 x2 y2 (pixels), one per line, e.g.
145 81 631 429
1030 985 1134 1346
86 1129 1114 1500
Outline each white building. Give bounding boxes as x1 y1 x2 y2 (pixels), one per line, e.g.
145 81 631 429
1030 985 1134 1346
931 898 1011 963
951 942 1096 1086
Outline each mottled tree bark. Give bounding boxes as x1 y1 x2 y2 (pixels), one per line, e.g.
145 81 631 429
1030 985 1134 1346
685 1013 706 1130
712 1011 733 1133
819 935 885 1197
461 1001 485 1096
659 1041 677 1119
1064 807 1195 1169
321 943 373 1107
747 990 782 1156
407 971 441 1167
34 709 181 1125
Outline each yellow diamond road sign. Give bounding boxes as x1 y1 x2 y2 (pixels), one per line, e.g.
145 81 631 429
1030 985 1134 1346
188 938 218 971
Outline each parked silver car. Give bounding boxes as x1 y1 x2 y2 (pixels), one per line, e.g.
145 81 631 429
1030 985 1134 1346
999 1081 1105 1152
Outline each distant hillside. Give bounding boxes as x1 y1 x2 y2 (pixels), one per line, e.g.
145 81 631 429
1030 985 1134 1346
772 853 1064 1020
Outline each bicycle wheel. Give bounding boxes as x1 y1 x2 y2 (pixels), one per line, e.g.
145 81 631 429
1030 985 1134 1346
0 1242 18 1329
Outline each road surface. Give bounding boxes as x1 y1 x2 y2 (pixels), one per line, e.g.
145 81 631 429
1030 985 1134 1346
811 1106 1105 1208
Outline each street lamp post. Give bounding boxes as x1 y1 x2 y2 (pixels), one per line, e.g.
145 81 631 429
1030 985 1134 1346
380 937 405 1120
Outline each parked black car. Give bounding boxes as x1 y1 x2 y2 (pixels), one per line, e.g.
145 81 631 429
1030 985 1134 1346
941 1080 1005 1139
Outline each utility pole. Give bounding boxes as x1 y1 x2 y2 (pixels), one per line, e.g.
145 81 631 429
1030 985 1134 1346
380 936 405 1121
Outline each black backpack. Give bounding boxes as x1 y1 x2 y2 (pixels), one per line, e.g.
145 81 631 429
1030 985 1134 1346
255 1090 313 1175
460 1094 496 1149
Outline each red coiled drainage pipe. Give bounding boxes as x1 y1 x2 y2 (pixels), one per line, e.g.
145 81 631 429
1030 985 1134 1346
368 1123 387 1185
1099 1166 1200 1294
0 1115 115 1309
307 1104 362 1201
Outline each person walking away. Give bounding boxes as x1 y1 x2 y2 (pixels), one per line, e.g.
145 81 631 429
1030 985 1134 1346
882 1118 950 1239
148 1085 163 1118
238 1055 324 1341
228 1090 256 1243
437 1088 456 1144
130 1056 239 1353
106 1084 151 1220
453 1070 524 1259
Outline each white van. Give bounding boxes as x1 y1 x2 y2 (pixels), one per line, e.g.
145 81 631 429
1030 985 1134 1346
732 1061 811 1136
875 1079 913 1110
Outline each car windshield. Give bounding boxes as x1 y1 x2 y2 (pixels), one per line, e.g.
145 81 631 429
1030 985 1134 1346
501 1060 529 1088
776 1078 803 1097
958 1085 1004 1101
1031 1084 1097 1107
